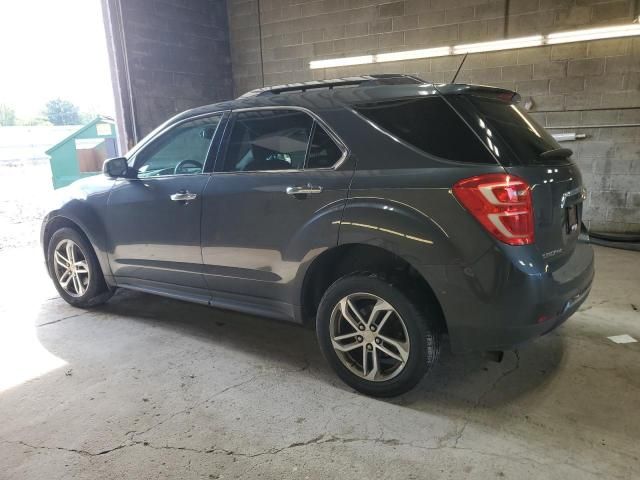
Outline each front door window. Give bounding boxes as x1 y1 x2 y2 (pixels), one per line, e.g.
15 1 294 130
135 116 222 177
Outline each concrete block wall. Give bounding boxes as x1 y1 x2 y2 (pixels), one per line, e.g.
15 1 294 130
227 0 640 233
105 0 234 141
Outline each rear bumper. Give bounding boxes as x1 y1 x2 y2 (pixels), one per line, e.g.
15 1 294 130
421 241 595 353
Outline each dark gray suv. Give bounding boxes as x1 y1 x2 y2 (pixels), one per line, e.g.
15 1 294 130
41 75 594 396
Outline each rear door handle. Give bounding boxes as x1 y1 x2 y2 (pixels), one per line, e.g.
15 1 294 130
286 185 323 195
170 191 198 202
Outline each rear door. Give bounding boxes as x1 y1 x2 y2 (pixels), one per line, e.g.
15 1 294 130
449 95 585 263
199 107 352 313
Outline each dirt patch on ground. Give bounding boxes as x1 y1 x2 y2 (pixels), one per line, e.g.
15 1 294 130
0 162 54 250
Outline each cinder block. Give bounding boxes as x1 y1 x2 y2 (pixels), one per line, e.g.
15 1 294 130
372 19 393 34
517 46 551 65
444 6 475 24
379 1 405 18
392 16 419 31
627 192 640 208
417 12 447 28
530 94 566 111
379 32 405 48
484 51 518 68
606 55 640 74
545 111 580 126
591 1 629 22
552 5 591 28
602 91 640 109
405 0 432 16
302 29 324 44
607 207 640 223
610 174 640 192
515 79 550 95
584 74 625 92
592 159 633 175
549 77 585 94
502 64 533 81
587 38 630 58
568 58 605 77
458 20 488 42
345 22 369 37
582 109 618 125
565 92 602 110
550 43 588 61
533 60 567 80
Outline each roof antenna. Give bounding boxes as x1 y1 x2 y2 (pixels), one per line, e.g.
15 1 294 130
450 53 468 83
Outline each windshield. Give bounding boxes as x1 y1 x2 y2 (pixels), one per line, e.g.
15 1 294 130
453 96 569 166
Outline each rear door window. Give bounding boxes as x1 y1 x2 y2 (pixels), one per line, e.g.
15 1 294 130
222 109 313 172
354 97 495 164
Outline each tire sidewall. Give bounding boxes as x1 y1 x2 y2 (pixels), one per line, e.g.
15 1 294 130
47 228 107 308
316 274 436 397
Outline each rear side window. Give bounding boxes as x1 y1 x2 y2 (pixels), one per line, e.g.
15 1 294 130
466 97 567 165
307 124 344 168
354 97 495 164
222 110 313 172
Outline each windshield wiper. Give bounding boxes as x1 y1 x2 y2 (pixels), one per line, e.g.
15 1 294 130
539 147 573 159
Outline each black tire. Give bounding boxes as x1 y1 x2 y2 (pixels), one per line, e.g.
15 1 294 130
316 273 440 397
47 227 113 308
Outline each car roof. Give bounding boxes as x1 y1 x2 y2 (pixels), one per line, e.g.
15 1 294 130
172 74 518 123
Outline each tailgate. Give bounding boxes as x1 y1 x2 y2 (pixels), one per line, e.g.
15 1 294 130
506 163 585 264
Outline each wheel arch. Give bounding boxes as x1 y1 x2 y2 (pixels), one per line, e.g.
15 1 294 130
42 214 113 284
299 243 446 333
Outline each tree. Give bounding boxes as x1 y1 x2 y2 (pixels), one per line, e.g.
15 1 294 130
0 104 16 126
44 98 81 125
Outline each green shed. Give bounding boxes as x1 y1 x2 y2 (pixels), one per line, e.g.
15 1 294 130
46 116 118 189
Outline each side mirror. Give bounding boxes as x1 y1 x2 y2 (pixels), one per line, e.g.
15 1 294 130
103 157 130 179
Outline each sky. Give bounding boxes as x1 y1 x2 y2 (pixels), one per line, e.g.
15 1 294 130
0 0 115 119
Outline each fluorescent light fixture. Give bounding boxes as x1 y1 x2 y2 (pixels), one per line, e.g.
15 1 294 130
546 23 640 44
453 35 543 54
309 55 373 69
375 46 451 62
309 21 640 69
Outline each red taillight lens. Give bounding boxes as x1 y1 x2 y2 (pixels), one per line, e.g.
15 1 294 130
452 173 534 246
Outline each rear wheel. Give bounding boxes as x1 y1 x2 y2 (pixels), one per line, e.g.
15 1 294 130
316 274 440 397
47 228 113 308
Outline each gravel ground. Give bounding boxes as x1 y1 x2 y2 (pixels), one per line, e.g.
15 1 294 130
0 162 55 251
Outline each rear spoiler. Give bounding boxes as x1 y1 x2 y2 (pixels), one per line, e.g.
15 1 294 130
435 84 521 103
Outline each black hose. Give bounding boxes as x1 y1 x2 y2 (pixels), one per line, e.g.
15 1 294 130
586 228 640 252
589 230 640 242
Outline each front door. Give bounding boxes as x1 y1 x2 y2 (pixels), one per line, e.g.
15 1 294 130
200 108 352 313
106 114 224 296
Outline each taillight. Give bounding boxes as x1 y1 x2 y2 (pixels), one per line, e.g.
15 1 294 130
452 173 534 246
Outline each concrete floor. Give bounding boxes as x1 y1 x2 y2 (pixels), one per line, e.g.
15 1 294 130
0 245 638 479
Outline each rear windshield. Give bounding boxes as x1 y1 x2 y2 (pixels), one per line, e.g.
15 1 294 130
354 97 495 164
464 96 569 166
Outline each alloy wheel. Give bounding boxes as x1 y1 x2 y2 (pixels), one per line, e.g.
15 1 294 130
53 239 91 297
329 292 410 382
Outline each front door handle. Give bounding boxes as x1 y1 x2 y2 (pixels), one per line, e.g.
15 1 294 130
286 184 323 195
170 191 198 202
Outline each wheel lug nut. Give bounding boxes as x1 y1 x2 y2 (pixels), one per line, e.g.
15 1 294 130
375 338 381 344
370 325 376 331
357 336 363 342
358 324 365 331
366 343 373 351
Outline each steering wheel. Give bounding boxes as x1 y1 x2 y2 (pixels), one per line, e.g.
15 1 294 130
174 159 203 175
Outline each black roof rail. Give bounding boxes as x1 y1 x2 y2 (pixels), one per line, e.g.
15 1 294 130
237 74 427 99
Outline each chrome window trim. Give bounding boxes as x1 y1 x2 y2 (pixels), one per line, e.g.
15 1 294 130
220 105 350 173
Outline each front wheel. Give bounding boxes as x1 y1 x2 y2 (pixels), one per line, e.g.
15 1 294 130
316 274 440 397
47 227 113 308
